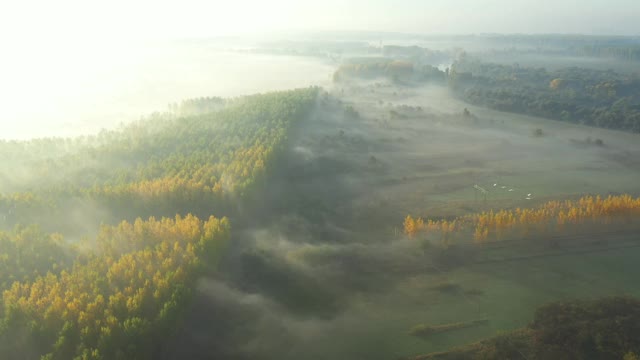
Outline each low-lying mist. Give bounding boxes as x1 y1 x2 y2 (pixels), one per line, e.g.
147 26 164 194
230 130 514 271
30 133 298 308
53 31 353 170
3 33 640 360
155 80 640 359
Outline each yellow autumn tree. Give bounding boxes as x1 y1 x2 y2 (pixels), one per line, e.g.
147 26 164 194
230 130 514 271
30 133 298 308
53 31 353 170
405 194 640 245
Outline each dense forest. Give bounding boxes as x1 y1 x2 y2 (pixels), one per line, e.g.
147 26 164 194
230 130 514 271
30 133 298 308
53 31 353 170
0 88 319 359
448 56 640 132
0 88 319 234
0 215 230 360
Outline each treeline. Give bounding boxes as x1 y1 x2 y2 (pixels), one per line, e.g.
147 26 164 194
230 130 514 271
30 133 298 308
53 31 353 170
466 34 640 62
575 43 640 62
0 88 319 232
449 57 640 132
167 96 225 117
381 45 451 65
0 215 230 360
404 194 640 244
333 59 413 82
333 58 445 84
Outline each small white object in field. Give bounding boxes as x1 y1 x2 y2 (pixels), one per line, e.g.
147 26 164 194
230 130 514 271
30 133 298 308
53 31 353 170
493 184 497 187
526 197 532 200
527 193 532 197
501 186 506 189
508 189 514 192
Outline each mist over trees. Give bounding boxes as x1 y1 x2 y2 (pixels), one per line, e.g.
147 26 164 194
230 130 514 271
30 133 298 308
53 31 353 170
0 88 319 234
0 88 319 359
2 29 640 360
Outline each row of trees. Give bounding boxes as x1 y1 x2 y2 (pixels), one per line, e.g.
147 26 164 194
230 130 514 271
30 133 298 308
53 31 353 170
576 43 640 62
404 194 640 244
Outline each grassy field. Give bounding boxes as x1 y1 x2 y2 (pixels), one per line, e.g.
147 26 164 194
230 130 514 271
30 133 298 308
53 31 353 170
333 82 640 217
167 82 640 360
263 83 640 359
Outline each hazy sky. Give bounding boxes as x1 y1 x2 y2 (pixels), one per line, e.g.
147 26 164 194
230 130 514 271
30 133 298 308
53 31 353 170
1 0 638 44
0 0 637 139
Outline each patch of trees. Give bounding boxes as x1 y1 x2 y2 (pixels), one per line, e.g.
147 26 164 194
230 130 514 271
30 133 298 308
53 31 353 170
449 58 640 132
333 58 445 84
333 59 414 82
0 215 230 360
411 296 640 360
